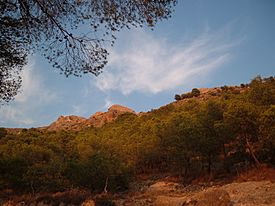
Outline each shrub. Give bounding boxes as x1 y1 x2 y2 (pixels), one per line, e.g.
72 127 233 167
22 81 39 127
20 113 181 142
0 128 7 139
181 93 193 99
221 85 228 91
191 88 200 97
175 94 181 101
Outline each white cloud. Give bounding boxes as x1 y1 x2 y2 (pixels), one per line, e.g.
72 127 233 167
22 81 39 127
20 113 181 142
0 60 57 127
0 106 35 126
95 29 236 94
15 61 56 104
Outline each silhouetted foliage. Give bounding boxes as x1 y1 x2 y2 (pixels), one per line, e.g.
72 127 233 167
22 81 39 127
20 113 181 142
0 0 177 103
0 37 27 104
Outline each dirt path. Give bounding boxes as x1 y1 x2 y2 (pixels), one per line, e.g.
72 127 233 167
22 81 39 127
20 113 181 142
2 180 275 205
113 180 275 206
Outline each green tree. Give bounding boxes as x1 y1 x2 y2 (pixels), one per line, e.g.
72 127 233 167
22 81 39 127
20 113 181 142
224 101 261 168
158 111 204 175
66 151 130 192
213 120 235 172
249 76 275 106
258 106 275 164
196 100 224 174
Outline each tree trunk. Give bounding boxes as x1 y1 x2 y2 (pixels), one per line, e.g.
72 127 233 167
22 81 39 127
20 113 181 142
103 176 109 193
222 143 231 173
184 157 191 176
207 153 212 174
245 136 260 168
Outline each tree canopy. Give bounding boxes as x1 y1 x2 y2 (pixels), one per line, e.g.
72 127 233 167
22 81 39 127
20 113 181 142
0 0 177 103
1 76 274 193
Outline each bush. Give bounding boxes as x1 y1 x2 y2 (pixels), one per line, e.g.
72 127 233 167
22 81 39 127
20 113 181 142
175 94 181 101
0 128 7 139
221 85 228 91
191 88 200 97
181 93 193 99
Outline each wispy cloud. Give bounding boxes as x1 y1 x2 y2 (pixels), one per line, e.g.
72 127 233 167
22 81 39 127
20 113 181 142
0 106 35 126
95 28 237 94
16 62 57 104
103 98 113 110
0 60 57 127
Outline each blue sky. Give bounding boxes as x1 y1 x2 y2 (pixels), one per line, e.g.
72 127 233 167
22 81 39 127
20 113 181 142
1 0 275 128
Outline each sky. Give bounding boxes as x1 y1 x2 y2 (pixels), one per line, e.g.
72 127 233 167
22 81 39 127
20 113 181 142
1 0 275 128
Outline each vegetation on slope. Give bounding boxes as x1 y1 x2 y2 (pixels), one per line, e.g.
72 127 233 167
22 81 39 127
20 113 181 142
0 76 274 194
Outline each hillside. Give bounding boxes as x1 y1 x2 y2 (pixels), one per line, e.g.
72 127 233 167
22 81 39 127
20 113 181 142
0 76 274 206
5 85 247 133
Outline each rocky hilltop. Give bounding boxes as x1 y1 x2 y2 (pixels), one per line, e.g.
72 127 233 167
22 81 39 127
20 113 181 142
46 104 135 131
46 115 87 131
88 104 135 127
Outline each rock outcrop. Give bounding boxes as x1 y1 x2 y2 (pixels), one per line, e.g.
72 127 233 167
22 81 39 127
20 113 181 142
88 104 135 127
46 104 135 131
47 115 87 131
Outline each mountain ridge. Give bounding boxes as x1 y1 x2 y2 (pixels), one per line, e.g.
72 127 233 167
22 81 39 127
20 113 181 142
4 85 249 133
